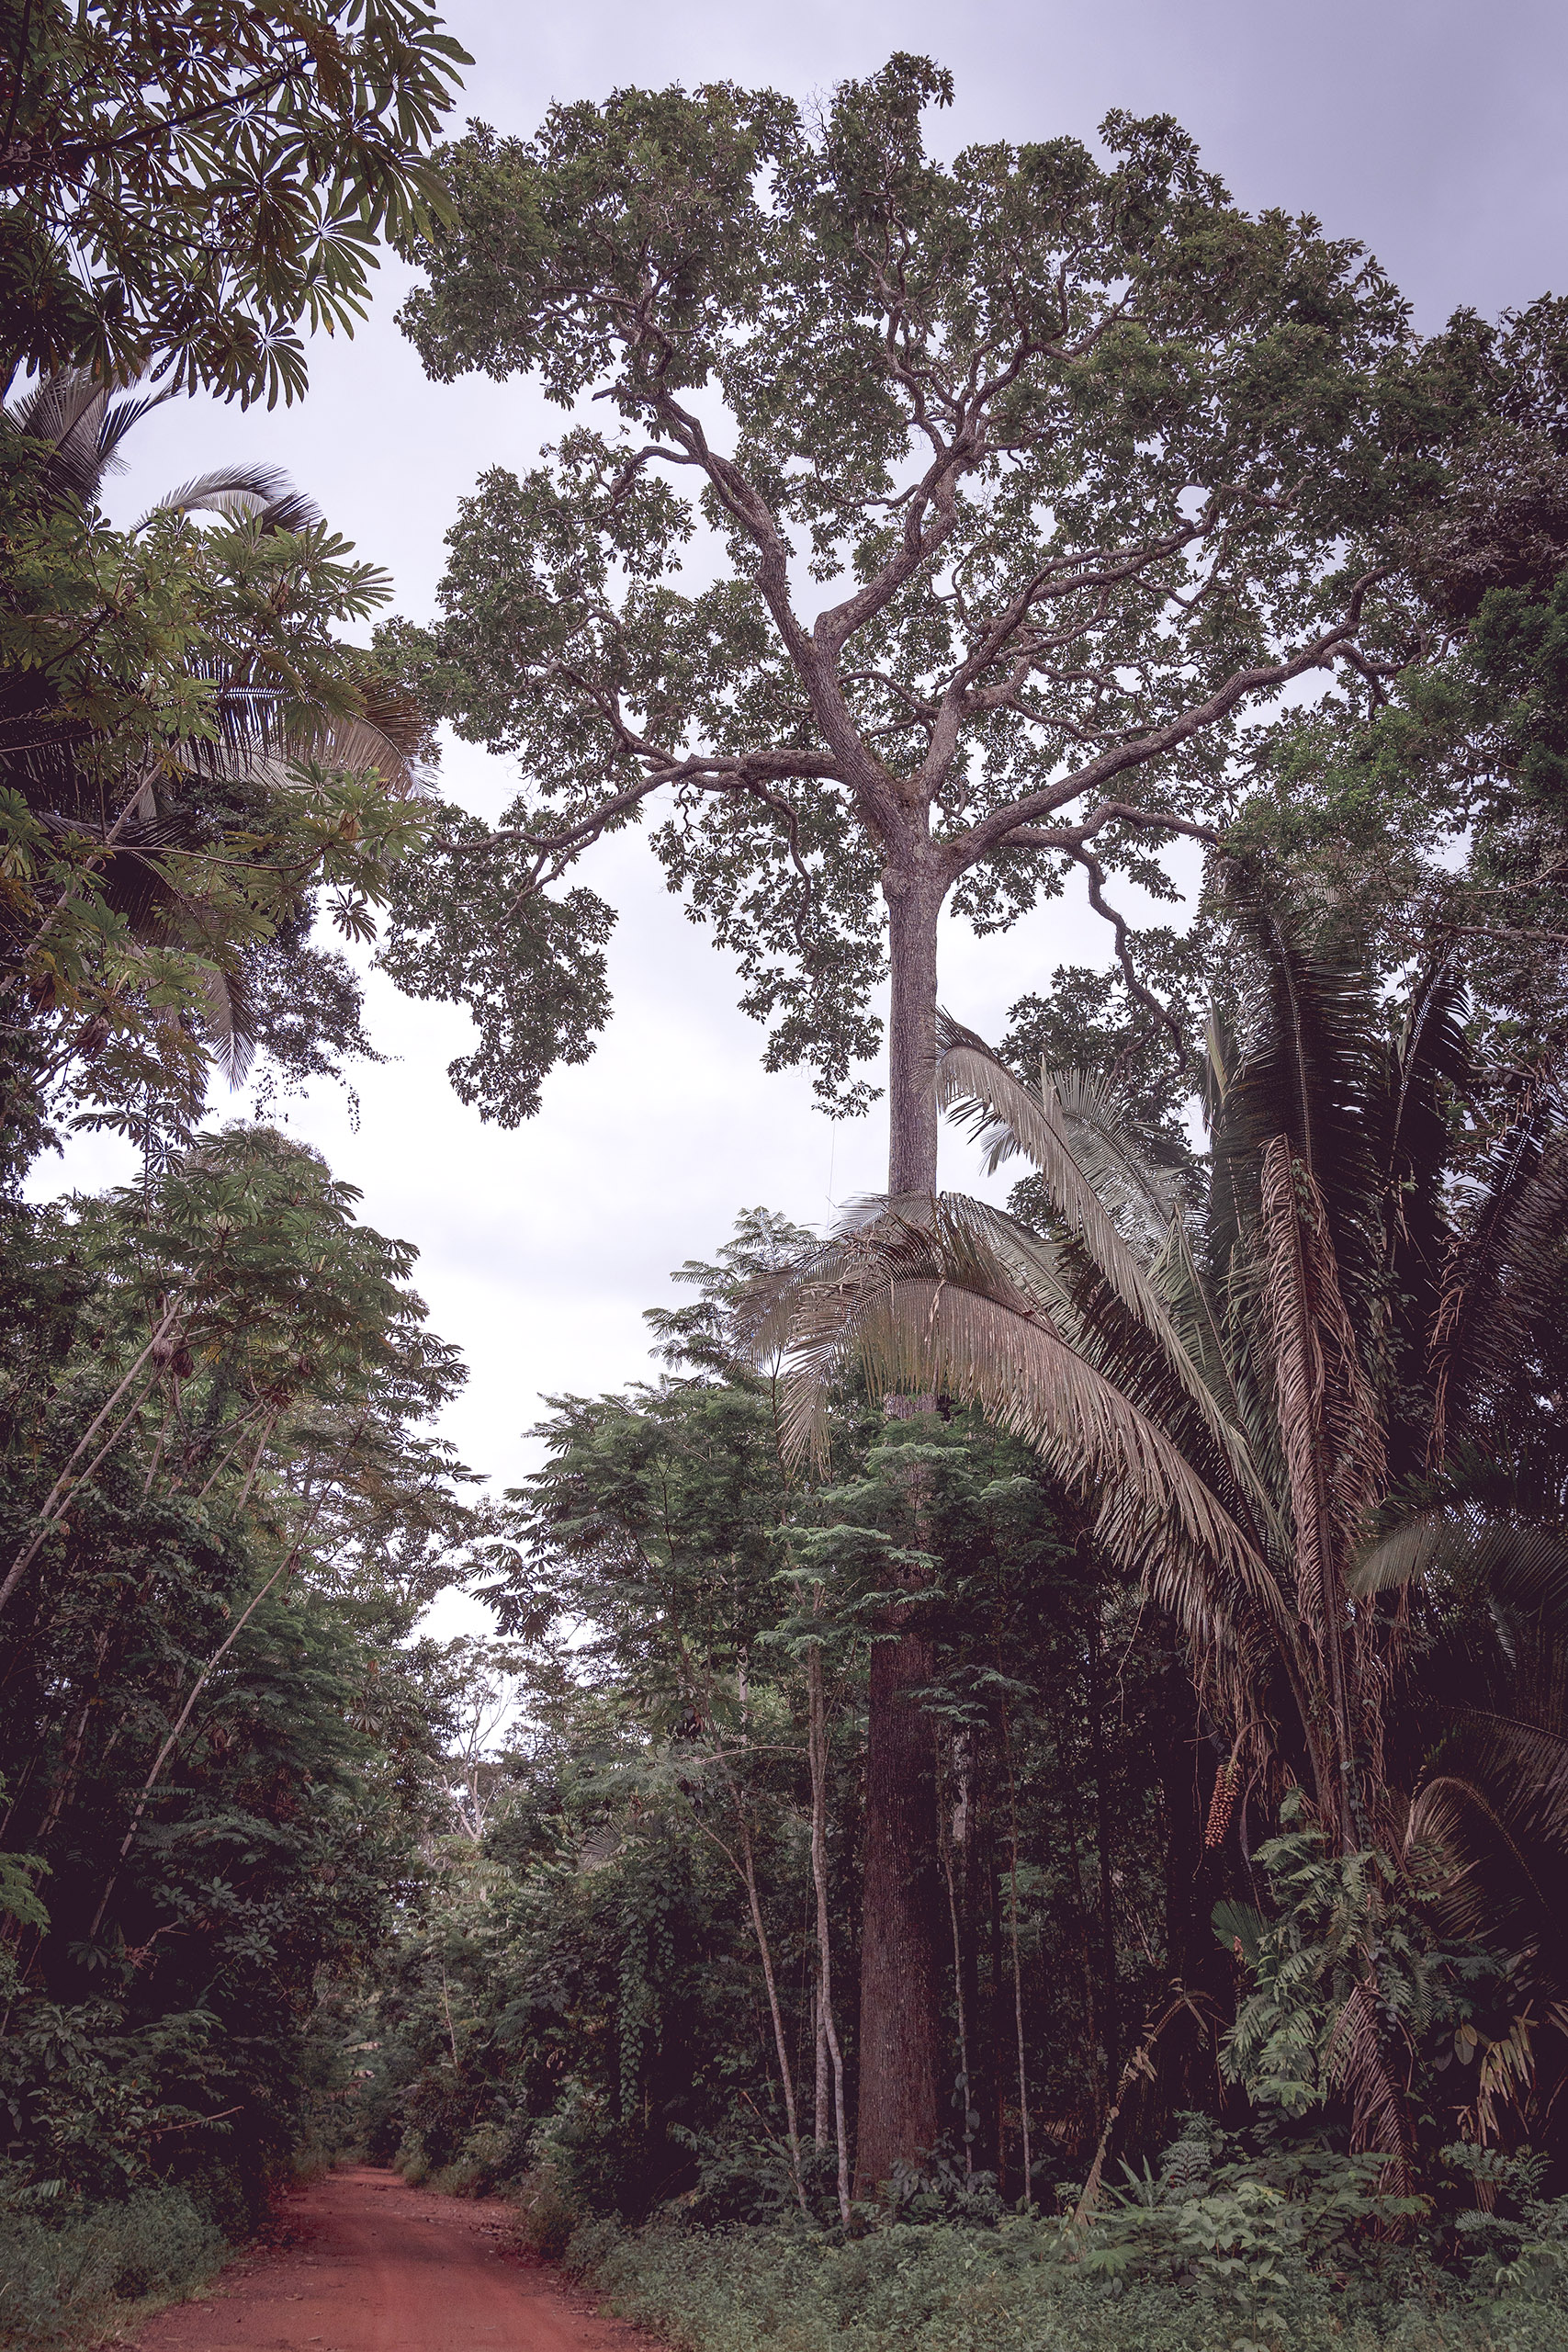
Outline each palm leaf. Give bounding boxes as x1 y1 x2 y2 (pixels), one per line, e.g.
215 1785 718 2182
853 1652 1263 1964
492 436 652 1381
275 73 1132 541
1432 1102 1568 1464
1259 1136 1386 1617
1443 1713 1568 1853
1354 1510 1568 1624
1213 900 1384 1320
773 1205 1292 1660
934 1028 1278 1536
1324 1976 1414 2188
137 466 323 532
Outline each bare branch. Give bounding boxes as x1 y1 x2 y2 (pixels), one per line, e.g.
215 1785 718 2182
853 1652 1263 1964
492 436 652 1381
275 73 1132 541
990 801 1224 856
1064 842 1196 1077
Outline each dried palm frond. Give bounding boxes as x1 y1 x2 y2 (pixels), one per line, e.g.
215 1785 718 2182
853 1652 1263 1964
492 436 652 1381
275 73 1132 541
1259 1136 1386 1620
1324 1975 1415 2190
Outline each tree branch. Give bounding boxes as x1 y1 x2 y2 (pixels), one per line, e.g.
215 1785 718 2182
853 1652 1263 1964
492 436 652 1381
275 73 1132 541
951 573 1388 872
1064 842 1196 1077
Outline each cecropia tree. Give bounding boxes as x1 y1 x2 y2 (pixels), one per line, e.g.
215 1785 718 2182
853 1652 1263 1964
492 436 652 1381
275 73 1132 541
391 55 1435 2184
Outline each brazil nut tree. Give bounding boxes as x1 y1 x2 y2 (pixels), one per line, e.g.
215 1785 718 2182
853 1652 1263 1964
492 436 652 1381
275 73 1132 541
391 55 1439 2185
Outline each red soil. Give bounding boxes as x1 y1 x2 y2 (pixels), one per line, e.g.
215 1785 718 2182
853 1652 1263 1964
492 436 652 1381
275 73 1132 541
129 2165 658 2352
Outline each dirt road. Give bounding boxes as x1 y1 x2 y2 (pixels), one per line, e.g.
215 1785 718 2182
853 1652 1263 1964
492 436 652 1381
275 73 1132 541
130 2166 653 2352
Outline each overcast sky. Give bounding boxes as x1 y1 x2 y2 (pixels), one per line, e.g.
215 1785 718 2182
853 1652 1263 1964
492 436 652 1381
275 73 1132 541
62 0 1568 1625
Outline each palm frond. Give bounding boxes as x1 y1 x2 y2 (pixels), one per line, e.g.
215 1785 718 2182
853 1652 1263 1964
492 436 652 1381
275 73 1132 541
1156 1216 1247 1441
1258 1136 1385 1612
197 963 258 1091
935 1026 1276 1528
1354 1510 1568 1623
95 385 175 470
1214 902 1384 1314
137 467 322 532
1324 1976 1414 2187
773 1204 1292 1657
937 1012 1183 1260
1446 1713 1568 1854
1382 956 1471 1206
1432 1099 1568 1463
1405 1770 1540 1944
6 368 114 505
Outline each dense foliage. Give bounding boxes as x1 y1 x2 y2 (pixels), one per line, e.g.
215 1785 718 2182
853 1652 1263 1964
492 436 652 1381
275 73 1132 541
0 0 468 407
0 1124 485 2339
5 31 1568 2352
0 364 446 1186
0 13 481 2337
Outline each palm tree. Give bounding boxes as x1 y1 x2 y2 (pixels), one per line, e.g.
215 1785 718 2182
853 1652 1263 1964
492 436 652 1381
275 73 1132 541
758 910 1568 2160
1 368 430 1088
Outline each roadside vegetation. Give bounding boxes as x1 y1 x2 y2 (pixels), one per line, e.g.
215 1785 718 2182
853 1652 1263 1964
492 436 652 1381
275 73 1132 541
4 19 1568 2352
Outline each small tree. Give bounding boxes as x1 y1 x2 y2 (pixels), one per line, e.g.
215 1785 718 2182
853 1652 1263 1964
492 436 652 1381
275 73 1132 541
393 56 1437 2182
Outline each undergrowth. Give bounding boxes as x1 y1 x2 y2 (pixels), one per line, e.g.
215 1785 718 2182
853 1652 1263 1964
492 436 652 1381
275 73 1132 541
537 2130 1568 2352
559 2214 1568 2352
0 2181 225 2347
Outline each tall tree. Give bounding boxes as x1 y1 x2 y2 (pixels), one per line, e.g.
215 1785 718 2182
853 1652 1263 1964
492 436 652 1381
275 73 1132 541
0 1122 478 2213
390 56 1436 2179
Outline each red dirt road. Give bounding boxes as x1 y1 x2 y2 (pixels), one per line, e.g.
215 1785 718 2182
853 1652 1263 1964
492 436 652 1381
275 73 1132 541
130 2166 656 2352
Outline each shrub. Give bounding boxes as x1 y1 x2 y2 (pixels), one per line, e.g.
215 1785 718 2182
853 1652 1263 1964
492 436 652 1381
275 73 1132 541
558 2205 1568 2352
0 2184 223 2346
513 2165 581 2261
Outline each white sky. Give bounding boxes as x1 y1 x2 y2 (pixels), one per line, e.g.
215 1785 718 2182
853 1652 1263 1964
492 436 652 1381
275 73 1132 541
50 0 1568 1631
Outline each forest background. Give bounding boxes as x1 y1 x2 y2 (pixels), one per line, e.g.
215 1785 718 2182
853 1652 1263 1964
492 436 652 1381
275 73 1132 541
6 4 1568 2350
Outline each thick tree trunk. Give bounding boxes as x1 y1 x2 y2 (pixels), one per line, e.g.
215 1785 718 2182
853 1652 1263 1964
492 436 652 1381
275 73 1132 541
852 859 948 2194
884 863 943 1195
807 1626 852 2224
853 1509 942 2197
944 1725 978 2174
1087 1609 1121 2085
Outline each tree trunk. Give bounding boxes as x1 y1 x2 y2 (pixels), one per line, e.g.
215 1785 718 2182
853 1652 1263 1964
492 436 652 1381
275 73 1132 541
987 1818 1008 2189
945 1725 978 2175
807 1630 852 2224
852 859 948 2195
853 1540 942 2196
1087 1608 1121 2086
884 862 943 1196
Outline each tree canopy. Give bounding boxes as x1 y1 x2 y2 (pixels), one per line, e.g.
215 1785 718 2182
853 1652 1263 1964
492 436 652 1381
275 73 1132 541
388 55 1495 1169
0 0 469 407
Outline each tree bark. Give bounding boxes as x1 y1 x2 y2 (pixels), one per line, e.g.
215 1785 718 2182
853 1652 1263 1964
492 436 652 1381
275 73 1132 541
850 854 950 2196
853 1544 942 2196
944 1724 977 2175
884 860 944 1195
807 1629 852 2223
1087 1609 1121 2086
